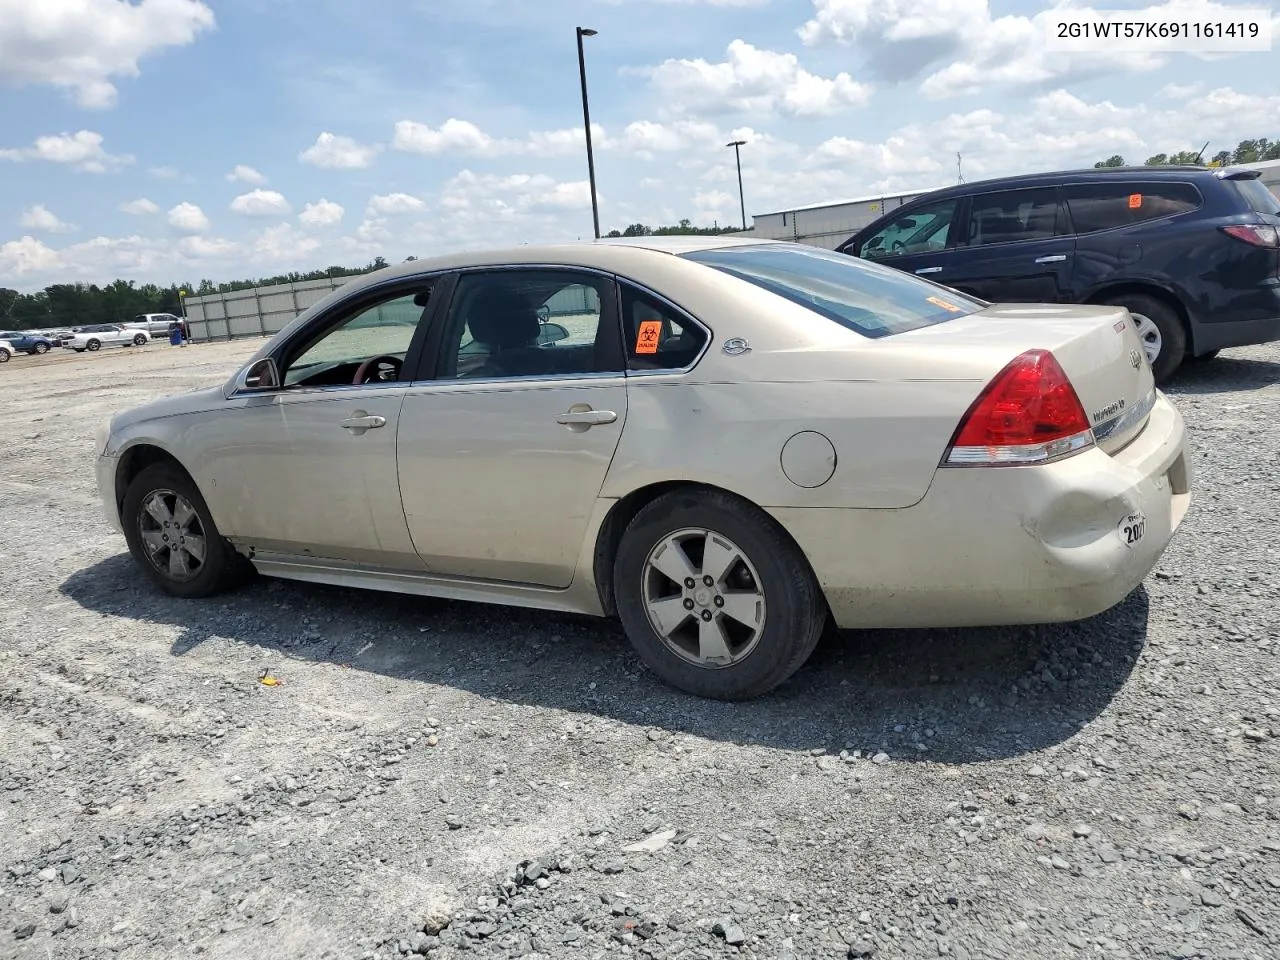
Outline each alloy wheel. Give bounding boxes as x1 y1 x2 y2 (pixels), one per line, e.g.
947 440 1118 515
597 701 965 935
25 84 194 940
138 489 208 582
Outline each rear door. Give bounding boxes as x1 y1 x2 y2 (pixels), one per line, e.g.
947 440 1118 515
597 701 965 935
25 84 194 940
942 186 1076 302
846 196 967 286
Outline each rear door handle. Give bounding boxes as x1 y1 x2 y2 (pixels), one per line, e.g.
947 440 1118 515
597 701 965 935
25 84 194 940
1034 254 1067 263
340 414 387 432
915 266 942 275
556 409 617 426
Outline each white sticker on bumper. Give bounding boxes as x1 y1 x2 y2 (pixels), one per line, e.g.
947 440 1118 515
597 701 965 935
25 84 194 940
1118 512 1147 548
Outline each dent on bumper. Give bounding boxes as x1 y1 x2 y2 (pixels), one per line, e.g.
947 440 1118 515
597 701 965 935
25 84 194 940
772 394 1191 630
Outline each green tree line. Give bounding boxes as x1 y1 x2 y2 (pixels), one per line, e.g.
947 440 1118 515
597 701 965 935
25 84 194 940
0 259 392 331
605 218 740 238
1094 136 1280 169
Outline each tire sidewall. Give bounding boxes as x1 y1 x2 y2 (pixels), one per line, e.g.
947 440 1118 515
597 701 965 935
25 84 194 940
133 334 147 345
34 342 49 354
1106 294 1184 383
86 339 101 352
122 464 237 598
613 490 823 700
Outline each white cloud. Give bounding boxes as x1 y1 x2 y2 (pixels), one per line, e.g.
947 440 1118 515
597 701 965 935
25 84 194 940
0 0 215 109
298 199 345 227
0 130 132 172
366 193 427 215
251 223 323 264
0 236 62 275
20 204 73 233
796 0 1258 97
225 164 266 184
147 165 181 179
230 189 291 217
167 202 210 233
440 170 594 217
119 198 160 216
392 118 522 157
177 235 238 258
640 39 871 118
299 132 381 169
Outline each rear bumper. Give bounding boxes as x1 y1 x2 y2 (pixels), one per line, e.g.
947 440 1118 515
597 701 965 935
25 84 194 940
771 393 1191 629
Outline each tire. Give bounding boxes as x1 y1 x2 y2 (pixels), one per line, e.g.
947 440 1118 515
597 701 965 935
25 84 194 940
86 339 101 352
613 488 826 700
0 350 9 363
1189 349 1220 363
121 463 253 599
33 342 49 355
132 334 147 346
1100 293 1185 384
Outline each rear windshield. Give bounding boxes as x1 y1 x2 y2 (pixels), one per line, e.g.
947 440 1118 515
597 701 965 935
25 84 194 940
1233 177 1280 216
682 243 983 338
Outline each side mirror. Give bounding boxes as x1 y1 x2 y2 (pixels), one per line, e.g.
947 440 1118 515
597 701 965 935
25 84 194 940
239 357 280 391
537 322 570 345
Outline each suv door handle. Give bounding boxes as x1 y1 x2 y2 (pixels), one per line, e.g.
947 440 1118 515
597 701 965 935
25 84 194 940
556 409 617 426
1034 254 1067 263
915 266 943 275
340 414 387 431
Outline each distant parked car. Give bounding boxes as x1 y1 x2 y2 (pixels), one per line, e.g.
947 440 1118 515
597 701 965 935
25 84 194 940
0 339 13 362
123 313 184 337
64 324 151 352
0 330 56 355
838 165 1280 382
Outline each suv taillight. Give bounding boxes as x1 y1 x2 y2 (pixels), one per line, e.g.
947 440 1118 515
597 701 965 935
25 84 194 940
942 350 1095 467
1221 224 1280 248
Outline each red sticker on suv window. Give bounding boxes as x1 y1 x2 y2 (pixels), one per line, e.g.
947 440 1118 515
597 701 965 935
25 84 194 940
1128 193 1142 209
635 320 662 354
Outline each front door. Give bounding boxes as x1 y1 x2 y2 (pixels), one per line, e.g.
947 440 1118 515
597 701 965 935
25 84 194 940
943 186 1076 302
198 283 438 569
397 268 628 587
848 196 966 289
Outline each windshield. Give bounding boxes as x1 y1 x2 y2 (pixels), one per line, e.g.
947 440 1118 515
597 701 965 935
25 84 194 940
1234 177 1280 216
682 243 983 338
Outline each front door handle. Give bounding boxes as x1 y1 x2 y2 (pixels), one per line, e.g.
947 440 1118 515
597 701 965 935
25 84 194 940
1034 254 1068 263
340 413 387 433
556 409 617 426
915 266 943 275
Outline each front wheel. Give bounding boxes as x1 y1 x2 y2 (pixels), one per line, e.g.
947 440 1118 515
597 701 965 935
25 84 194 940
86 339 101 352
33 342 49 355
613 488 826 700
0 351 9 363
121 463 253 598
132 334 147 346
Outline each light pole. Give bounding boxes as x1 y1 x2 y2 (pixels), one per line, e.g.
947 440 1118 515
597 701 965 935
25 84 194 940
576 27 601 239
726 139 747 231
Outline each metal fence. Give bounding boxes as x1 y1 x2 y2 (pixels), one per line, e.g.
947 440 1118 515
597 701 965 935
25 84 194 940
184 276 355 342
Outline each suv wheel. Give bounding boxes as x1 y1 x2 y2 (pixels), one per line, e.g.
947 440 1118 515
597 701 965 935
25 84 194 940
1101 294 1185 383
33 342 49 355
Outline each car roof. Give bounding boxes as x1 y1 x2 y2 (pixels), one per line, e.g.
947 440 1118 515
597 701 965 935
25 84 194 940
907 165 1232 202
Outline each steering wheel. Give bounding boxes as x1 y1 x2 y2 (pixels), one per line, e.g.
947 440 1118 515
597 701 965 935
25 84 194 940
352 355 403 385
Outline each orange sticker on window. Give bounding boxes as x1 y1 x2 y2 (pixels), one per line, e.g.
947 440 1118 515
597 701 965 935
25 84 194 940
635 319 662 354
1128 193 1142 209
926 296 963 312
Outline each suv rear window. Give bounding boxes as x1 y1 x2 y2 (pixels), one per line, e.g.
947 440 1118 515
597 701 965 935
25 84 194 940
1065 181 1202 233
682 243 983 339
1233 177 1280 216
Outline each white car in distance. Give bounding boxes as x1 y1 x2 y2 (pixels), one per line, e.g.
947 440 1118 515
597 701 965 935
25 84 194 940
64 324 151 353
0 339 13 363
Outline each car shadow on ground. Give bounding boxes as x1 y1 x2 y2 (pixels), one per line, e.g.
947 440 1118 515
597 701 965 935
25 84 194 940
1165 355 1280 395
61 555 1148 765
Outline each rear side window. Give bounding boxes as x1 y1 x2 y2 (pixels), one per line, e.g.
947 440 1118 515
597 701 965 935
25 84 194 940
1233 177 1280 216
965 187 1067 246
619 284 708 371
683 243 983 339
1065 181 1202 233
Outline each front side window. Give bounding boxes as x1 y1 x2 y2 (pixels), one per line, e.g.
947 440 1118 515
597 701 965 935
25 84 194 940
439 270 620 380
283 287 433 387
619 284 708 371
965 187 1065 246
857 199 959 260
683 243 983 339
1065 181 1203 233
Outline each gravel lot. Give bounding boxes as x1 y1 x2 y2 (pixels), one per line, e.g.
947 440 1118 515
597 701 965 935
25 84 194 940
1 338 1278 960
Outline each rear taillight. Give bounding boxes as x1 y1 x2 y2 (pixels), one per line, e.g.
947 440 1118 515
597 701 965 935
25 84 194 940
1221 224 1280 248
942 350 1095 467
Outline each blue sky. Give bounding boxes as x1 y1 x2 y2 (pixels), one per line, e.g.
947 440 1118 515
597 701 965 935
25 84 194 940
1 0 1277 291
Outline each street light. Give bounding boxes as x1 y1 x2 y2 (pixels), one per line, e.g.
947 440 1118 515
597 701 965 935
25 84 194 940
726 139 747 231
576 27 601 239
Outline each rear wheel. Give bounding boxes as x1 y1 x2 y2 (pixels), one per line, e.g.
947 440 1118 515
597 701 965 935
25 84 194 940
86 339 101 352
122 463 252 599
613 488 826 700
132 333 147 346
0 350 9 363
1100 293 1185 383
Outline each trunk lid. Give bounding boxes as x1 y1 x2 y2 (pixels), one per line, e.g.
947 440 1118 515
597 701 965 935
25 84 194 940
897 302 1156 454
